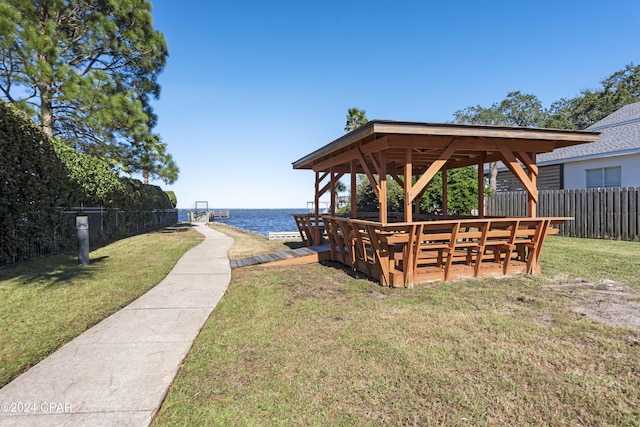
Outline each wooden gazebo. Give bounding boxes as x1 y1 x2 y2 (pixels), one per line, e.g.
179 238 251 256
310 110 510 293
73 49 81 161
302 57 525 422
293 121 599 286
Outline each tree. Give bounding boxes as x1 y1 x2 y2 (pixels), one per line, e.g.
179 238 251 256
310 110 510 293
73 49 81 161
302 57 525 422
452 91 547 128
420 168 480 216
339 107 369 212
0 0 178 183
345 107 368 132
452 91 547 191
355 175 378 213
547 64 640 129
128 133 178 185
332 179 346 213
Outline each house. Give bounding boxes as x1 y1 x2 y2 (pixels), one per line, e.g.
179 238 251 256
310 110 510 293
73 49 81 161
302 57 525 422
495 102 640 190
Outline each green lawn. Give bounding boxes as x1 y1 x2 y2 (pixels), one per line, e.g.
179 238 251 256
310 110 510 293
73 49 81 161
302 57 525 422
0 225 203 387
153 235 640 426
542 235 640 287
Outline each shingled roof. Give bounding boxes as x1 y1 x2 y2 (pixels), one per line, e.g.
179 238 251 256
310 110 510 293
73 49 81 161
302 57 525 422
536 102 640 165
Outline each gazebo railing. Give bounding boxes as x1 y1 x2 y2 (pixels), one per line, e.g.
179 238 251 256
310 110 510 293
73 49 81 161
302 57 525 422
320 215 568 287
292 214 325 246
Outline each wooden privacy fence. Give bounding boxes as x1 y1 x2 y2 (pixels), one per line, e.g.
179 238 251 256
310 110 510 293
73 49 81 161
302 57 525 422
485 187 640 240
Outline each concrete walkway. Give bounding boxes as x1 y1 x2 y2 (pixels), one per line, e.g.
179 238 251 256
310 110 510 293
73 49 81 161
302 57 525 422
0 223 233 427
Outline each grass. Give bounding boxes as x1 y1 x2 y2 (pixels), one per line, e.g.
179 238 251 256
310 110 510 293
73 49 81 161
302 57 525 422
542 235 640 288
0 224 203 388
153 235 640 426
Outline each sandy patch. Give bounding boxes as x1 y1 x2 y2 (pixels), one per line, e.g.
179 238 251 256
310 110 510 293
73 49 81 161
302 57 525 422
545 276 640 330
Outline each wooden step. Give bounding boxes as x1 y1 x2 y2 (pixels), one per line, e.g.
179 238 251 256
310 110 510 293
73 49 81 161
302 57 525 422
230 244 330 269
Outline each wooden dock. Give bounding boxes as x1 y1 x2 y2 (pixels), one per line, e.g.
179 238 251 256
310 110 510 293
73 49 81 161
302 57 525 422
268 231 301 241
230 244 330 269
210 210 230 219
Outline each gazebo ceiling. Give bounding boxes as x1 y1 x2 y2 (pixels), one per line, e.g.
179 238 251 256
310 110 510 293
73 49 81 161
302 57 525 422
292 120 601 174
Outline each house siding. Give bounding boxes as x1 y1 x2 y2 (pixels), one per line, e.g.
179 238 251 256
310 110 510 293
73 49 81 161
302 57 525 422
492 103 640 192
563 153 640 189
496 164 563 191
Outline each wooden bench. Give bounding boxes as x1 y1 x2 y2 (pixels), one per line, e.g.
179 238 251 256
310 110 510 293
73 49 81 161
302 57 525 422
321 216 568 287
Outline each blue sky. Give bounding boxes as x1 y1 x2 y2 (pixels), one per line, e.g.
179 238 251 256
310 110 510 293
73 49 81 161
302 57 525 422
148 0 639 208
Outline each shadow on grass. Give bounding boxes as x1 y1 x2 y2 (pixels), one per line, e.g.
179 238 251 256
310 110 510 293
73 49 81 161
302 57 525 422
0 253 109 287
158 223 195 233
319 260 380 284
43 255 110 287
1 223 193 287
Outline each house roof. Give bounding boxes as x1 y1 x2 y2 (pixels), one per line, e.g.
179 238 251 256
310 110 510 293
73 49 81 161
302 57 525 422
535 102 640 166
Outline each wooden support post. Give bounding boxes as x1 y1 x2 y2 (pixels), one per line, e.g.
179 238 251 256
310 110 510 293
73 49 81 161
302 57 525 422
528 152 537 217
351 160 357 219
478 153 485 218
415 187 427 220
380 151 387 224
404 148 413 222
314 171 321 245
330 168 336 216
442 167 448 219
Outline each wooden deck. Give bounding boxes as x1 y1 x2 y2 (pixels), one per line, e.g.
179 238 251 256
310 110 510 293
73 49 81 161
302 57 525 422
230 244 330 269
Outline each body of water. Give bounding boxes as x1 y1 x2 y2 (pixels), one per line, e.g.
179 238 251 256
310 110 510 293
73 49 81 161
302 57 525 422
178 208 308 236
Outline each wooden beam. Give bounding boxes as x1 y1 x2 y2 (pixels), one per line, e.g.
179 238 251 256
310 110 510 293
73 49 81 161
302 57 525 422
368 152 382 176
415 186 428 220
404 148 412 222
478 153 485 218
356 147 380 199
528 152 537 217
318 180 331 197
318 171 345 198
380 151 387 224
360 135 390 154
350 160 357 219
390 173 405 189
497 142 538 203
330 168 336 216
517 151 539 176
442 167 448 219
449 137 557 153
386 135 452 149
408 140 458 201
314 172 321 245
312 149 357 172
311 136 391 172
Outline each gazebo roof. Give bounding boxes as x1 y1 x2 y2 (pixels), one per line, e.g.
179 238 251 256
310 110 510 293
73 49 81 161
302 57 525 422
292 120 600 174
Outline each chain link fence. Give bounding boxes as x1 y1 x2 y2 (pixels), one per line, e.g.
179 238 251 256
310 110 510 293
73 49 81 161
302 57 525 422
1 207 178 266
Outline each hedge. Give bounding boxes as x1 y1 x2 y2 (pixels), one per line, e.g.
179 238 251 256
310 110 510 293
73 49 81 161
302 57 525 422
1 99 175 264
